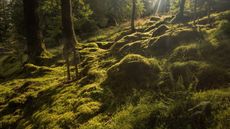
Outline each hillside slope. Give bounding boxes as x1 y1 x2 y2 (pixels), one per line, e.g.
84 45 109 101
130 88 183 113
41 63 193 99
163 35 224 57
0 11 230 129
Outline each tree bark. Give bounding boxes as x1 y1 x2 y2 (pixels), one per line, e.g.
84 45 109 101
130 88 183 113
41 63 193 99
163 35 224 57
23 0 45 63
61 0 79 80
179 0 186 17
193 0 198 24
131 0 136 32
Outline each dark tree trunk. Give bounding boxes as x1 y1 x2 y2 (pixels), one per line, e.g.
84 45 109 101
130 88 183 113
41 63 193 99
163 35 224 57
193 0 198 24
61 0 79 80
179 0 186 17
23 0 45 63
131 0 136 32
207 0 212 26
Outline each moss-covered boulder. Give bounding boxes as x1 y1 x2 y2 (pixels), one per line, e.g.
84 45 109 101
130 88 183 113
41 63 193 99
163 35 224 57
197 66 230 90
170 61 230 90
96 42 113 49
145 20 166 32
105 54 161 96
110 32 150 54
0 55 24 79
170 61 206 86
148 28 200 56
119 41 148 56
150 16 161 22
122 32 150 43
23 64 53 77
170 44 203 62
152 24 169 37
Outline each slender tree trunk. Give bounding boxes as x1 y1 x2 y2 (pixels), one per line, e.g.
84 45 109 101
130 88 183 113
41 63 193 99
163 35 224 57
207 0 212 26
179 0 186 17
131 0 136 32
23 0 45 63
61 0 79 80
193 0 197 24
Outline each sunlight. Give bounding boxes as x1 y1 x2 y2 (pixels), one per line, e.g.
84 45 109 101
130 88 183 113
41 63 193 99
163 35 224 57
151 0 167 15
155 0 162 15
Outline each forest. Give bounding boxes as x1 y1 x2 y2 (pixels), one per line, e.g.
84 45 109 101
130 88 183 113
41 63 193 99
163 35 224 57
0 0 230 128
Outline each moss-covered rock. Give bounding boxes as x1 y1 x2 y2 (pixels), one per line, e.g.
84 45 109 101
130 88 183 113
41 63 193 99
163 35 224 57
148 28 200 56
122 32 150 43
23 64 53 77
110 32 150 54
197 66 230 90
0 55 23 79
170 61 207 87
145 20 166 32
96 42 113 49
170 44 203 62
152 24 169 37
170 61 230 90
150 16 161 22
119 41 148 56
105 54 161 97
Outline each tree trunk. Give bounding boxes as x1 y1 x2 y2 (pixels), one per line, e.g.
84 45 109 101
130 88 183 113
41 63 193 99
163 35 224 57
131 0 136 32
61 0 79 80
23 0 45 63
179 0 186 17
193 0 198 24
207 0 212 26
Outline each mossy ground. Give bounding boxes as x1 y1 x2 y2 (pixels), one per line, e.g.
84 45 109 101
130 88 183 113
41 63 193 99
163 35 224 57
0 11 230 129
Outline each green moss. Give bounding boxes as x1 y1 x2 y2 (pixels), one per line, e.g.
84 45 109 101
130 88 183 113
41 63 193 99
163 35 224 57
170 61 208 87
76 101 102 116
24 63 54 77
197 66 229 90
110 32 150 53
170 61 229 90
152 24 169 37
97 42 113 49
170 44 203 62
214 107 230 129
119 40 148 56
148 28 200 56
79 93 169 129
0 55 23 78
105 54 161 98
145 20 166 32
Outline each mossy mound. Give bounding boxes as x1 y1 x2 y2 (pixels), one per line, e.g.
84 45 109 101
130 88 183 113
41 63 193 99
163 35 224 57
145 20 166 32
0 55 24 79
170 44 203 62
23 64 53 77
150 16 161 22
96 42 113 49
197 66 230 90
152 24 169 37
105 54 161 97
119 41 148 56
122 32 150 43
170 61 230 90
148 28 200 56
110 32 150 53
170 61 207 87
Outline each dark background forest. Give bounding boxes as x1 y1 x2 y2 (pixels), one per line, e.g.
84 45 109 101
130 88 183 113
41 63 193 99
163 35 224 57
0 0 230 129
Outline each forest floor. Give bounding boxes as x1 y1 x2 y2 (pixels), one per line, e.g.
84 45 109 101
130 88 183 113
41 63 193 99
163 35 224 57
0 10 230 129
